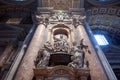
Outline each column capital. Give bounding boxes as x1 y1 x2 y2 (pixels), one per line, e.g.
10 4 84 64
74 21 85 28
35 15 49 27
72 15 86 28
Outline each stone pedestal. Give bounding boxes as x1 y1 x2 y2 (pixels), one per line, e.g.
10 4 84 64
14 24 46 80
34 66 90 80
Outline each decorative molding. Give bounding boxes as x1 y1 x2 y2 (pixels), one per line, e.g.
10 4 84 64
87 8 120 17
88 15 120 28
90 25 120 36
49 11 72 24
34 66 90 80
88 14 120 36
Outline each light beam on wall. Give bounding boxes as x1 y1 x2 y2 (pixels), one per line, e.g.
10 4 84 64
94 34 109 46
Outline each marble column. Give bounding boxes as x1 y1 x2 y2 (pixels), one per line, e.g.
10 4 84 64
14 24 46 80
76 24 107 80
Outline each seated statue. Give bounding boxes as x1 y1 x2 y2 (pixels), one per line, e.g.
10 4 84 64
35 41 54 67
68 43 84 69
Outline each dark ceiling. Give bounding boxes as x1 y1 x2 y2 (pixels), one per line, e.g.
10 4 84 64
0 0 35 5
87 0 120 5
0 0 120 5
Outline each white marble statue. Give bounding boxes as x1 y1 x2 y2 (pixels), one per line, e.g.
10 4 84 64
37 41 53 67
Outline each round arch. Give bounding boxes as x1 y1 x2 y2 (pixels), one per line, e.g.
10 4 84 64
47 23 74 47
53 28 68 37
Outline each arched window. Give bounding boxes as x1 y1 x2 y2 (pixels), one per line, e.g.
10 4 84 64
94 34 109 46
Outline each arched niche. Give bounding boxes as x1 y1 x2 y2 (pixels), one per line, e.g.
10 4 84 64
53 29 68 41
47 24 74 47
54 29 68 37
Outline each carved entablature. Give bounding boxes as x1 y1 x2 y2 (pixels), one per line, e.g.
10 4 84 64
36 9 86 25
49 11 72 23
